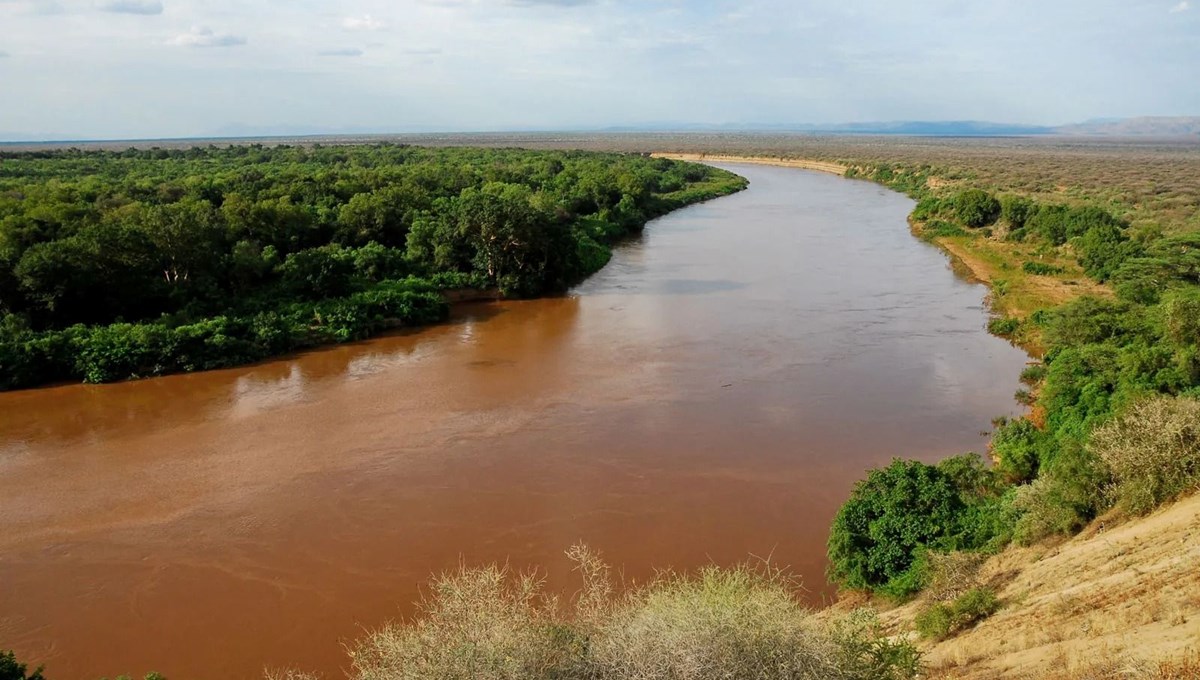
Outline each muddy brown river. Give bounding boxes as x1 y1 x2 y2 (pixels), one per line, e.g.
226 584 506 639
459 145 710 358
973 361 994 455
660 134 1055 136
0 164 1028 679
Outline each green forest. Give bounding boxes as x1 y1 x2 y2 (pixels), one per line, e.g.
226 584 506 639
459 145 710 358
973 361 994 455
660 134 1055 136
0 145 745 389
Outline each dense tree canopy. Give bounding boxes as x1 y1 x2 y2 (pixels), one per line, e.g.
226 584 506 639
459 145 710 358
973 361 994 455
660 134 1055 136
0 145 745 388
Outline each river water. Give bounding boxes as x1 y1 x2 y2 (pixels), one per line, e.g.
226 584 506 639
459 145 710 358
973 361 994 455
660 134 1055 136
0 163 1028 678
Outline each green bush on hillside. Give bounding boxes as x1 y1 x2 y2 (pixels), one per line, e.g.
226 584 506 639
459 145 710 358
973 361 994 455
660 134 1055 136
914 588 1000 641
827 455 1005 598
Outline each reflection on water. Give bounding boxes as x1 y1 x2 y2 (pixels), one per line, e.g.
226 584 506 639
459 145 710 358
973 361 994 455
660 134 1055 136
0 164 1028 679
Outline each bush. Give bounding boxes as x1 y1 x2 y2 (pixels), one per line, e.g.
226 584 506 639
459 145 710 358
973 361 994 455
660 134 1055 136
914 588 1000 640
1091 394 1200 514
591 567 845 680
952 189 1000 228
350 546 922 680
828 456 1004 597
919 220 968 240
351 564 585 680
0 651 45 680
999 195 1034 229
1020 363 1047 385
1022 261 1064 276
990 417 1045 483
987 316 1021 338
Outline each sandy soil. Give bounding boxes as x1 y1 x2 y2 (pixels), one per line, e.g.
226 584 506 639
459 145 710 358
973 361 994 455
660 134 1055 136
649 152 849 176
869 493 1200 678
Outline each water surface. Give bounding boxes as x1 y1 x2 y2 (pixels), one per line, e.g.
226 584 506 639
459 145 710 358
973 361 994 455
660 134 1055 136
0 164 1027 678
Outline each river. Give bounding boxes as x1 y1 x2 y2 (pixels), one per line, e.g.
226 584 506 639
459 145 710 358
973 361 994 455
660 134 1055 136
0 163 1028 678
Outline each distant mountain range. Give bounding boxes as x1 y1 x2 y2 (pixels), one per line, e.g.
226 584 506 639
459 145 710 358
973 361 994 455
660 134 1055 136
1054 116 1200 137
3 116 1199 144
601 116 1200 137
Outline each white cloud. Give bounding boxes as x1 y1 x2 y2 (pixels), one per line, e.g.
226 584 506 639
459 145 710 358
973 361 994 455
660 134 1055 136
342 14 384 31
318 48 363 57
168 26 246 48
97 0 162 15
1169 1 1189 12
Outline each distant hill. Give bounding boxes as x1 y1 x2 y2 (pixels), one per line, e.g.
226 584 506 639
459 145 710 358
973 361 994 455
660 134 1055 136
1054 116 1200 137
600 120 1055 136
601 117 1200 137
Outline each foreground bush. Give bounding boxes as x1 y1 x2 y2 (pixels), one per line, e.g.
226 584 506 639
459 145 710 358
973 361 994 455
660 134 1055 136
349 546 921 680
1091 394 1200 515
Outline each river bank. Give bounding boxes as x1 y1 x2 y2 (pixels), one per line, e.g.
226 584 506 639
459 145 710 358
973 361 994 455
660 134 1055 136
650 152 849 176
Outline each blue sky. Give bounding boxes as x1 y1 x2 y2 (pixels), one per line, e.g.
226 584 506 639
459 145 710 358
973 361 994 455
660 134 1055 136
0 0 1197 140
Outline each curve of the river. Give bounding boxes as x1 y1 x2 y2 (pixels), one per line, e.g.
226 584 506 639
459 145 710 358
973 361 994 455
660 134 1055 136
0 163 1029 679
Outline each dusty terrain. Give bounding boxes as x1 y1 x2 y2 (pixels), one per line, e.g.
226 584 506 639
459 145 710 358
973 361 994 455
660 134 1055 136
894 493 1200 678
649 152 848 176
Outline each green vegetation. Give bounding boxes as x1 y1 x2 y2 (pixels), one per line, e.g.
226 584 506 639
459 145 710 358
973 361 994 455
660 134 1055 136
0 145 745 389
0 651 44 680
0 650 163 680
350 545 920 680
913 588 1000 641
951 188 1000 228
827 454 1007 599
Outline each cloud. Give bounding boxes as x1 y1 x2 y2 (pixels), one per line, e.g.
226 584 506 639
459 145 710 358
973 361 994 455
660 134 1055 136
342 14 384 30
318 48 363 57
0 50 8 58
168 26 246 47
506 0 597 5
97 0 162 14
1169 0 1189 11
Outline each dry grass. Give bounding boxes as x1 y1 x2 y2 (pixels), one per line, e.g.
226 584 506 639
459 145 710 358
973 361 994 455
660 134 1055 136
874 493 1200 679
1091 395 1200 515
347 546 921 680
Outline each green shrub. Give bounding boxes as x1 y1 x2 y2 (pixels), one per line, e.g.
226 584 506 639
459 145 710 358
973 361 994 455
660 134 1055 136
914 588 999 640
987 316 1020 338
952 189 1001 228
911 196 944 221
1021 261 1064 276
990 417 1044 483
920 220 968 240
999 195 1034 229
828 456 1005 597
1091 394 1200 515
0 651 45 680
1020 363 1047 385
913 603 954 641
828 609 923 680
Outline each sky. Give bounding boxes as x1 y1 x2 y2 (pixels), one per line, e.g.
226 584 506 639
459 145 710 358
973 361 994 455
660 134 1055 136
0 0 1197 140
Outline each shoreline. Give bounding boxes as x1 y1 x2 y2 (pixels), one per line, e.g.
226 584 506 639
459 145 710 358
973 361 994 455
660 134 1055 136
649 152 849 176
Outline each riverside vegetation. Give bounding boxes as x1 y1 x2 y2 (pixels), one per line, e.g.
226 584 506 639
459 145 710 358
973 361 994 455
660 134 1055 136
0 145 745 389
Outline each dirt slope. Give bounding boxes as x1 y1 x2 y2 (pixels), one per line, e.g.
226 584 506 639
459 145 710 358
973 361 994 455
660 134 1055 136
873 494 1200 678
